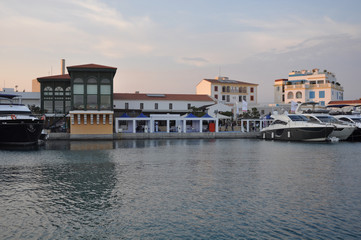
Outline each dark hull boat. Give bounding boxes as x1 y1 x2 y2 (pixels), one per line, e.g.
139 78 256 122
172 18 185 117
260 113 334 142
260 126 334 141
0 119 44 145
0 94 45 145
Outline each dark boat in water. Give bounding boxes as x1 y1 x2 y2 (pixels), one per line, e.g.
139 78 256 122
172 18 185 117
0 94 45 145
260 113 334 141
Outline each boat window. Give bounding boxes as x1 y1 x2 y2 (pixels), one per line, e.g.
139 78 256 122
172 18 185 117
317 116 338 123
307 116 319 123
350 118 361 123
288 115 309 121
339 117 352 123
271 120 287 125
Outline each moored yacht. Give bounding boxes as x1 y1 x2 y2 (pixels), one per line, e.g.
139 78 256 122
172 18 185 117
260 113 334 141
333 115 361 141
302 114 355 141
0 94 45 145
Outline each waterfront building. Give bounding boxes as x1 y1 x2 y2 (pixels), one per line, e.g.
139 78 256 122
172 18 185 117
37 63 117 136
113 92 215 116
196 76 259 109
274 68 344 106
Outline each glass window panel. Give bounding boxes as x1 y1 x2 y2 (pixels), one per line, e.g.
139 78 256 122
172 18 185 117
87 85 97 94
54 100 63 113
87 78 97 84
44 101 53 113
74 78 83 83
101 85 111 94
100 95 111 109
74 84 84 94
101 79 110 84
65 87 71 96
65 101 71 113
87 95 98 109
74 95 84 109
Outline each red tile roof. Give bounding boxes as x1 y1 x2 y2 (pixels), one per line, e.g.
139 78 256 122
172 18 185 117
67 63 117 70
203 78 258 86
114 93 215 102
37 74 70 80
328 100 361 106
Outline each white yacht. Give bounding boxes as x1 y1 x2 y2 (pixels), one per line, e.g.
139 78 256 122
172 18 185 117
260 113 334 141
0 94 45 145
302 114 355 141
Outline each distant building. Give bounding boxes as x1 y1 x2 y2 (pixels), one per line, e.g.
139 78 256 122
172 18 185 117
196 76 259 109
274 68 344 106
113 92 215 116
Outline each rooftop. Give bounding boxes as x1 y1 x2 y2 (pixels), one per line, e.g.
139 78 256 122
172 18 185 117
114 93 215 102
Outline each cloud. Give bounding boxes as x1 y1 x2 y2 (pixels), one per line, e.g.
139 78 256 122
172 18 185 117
179 57 209 66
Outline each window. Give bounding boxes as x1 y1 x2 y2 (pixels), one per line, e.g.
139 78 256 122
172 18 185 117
214 86 218 92
187 103 191 109
222 86 226 92
100 79 111 110
65 86 71 96
239 96 242 102
296 91 302 99
287 92 294 99
309 91 315 99
44 86 53 96
222 95 226 101
73 78 84 110
250 87 254 93
250 95 254 101
319 101 325 106
125 102 129 109
54 87 63 96
140 103 144 109
44 100 53 113
87 84 98 110
169 103 173 110
54 100 63 113
226 86 230 92
226 95 230 102
155 103 158 110
215 94 218 99
319 91 325 98
243 96 246 101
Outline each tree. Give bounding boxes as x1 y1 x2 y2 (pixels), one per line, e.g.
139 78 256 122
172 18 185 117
28 104 42 115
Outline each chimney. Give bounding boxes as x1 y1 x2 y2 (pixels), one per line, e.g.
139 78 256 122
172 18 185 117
61 59 65 75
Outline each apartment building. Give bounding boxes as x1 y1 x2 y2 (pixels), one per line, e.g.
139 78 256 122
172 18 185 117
274 69 344 106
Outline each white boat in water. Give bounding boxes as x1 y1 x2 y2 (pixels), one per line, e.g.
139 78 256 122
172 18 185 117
294 102 356 141
260 113 334 141
0 94 45 145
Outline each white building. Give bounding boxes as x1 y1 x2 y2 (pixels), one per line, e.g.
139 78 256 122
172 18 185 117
113 92 215 114
274 69 344 106
196 76 259 108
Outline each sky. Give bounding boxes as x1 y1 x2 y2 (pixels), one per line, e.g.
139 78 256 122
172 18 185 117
1 0 361 103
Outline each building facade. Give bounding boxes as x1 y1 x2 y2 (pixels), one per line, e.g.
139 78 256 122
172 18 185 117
196 76 259 108
113 92 215 116
37 63 117 135
274 69 344 106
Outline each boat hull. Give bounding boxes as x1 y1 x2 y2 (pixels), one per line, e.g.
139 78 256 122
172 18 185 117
346 128 361 141
260 126 334 141
0 119 44 145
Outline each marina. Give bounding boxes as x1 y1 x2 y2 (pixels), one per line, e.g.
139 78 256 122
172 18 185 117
1 139 361 239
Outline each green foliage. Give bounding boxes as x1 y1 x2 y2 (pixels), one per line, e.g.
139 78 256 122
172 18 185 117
240 107 260 119
28 104 42 114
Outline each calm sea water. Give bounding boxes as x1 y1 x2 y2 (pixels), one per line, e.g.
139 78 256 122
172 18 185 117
1 139 361 239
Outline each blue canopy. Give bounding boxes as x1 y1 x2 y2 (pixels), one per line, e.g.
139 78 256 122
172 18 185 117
185 113 197 118
120 113 130 118
202 113 213 118
137 113 149 118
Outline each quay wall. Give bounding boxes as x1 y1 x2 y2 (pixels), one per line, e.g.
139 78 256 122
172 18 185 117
48 132 259 140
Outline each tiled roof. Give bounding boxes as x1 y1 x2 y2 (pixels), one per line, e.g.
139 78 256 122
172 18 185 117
114 93 215 102
328 100 361 105
203 78 258 86
37 74 70 80
67 63 117 70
